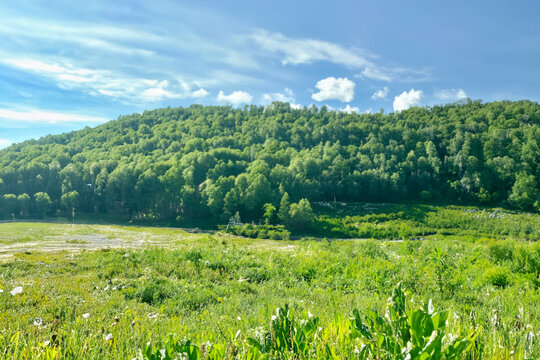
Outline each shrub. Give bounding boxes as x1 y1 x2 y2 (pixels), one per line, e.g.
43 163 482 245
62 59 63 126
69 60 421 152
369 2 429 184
137 279 177 305
483 266 511 287
488 241 514 263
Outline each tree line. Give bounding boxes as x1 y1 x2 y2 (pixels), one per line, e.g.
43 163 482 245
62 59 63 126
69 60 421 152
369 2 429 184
0 100 539 224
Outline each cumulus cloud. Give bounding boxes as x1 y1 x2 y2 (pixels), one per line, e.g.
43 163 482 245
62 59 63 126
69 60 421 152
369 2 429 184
217 90 253 105
0 139 12 149
0 108 108 124
191 88 209 97
371 87 389 100
262 88 303 109
393 89 423 112
262 88 294 103
435 88 467 102
312 77 355 103
339 105 359 114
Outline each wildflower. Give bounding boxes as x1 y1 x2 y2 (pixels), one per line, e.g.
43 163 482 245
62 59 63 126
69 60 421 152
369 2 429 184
237 316 241 321
83 313 90 319
10 286 23 296
33 318 43 327
104 333 113 341
0 289 3 293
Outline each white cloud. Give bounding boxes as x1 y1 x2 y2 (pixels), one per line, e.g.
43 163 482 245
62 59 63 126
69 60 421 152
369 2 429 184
252 30 371 68
252 30 427 82
339 105 359 114
141 80 181 101
262 88 303 109
2 58 209 103
0 108 108 124
312 77 355 103
217 90 253 105
371 87 389 100
393 89 423 112
191 88 209 98
0 139 12 149
435 89 467 102
262 88 295 103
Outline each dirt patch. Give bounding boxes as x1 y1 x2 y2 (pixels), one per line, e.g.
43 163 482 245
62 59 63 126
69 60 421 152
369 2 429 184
0 233 170 257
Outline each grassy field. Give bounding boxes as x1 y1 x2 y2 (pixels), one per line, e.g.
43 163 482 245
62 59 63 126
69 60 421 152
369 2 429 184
0 206 539 359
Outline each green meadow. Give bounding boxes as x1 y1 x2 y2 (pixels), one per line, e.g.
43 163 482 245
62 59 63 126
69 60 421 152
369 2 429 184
0 204 539 359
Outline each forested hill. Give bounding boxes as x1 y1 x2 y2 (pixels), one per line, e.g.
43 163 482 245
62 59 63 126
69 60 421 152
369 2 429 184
1 100 539 222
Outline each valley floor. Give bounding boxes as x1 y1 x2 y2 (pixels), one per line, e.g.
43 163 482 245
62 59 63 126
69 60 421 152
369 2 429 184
0 209 539 359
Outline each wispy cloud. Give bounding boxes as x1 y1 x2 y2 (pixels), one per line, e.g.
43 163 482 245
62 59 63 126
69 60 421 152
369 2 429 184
252 30 428 82
0 108 108 124
2 58 209 103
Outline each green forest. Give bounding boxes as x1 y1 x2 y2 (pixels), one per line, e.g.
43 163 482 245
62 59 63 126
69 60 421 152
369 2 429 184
1 100 539 227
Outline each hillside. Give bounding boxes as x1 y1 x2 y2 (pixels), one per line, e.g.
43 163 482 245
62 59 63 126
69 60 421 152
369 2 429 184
0 100 539 223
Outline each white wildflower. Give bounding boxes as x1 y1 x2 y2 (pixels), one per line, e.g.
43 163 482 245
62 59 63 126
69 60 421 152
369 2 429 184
33 318 43 327
237 316 241 321
10 286 23 296
83 313 90 319
104 333 113 341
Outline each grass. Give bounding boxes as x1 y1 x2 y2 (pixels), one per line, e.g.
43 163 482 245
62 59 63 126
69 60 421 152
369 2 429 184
0 204 539 359
311 202 540 241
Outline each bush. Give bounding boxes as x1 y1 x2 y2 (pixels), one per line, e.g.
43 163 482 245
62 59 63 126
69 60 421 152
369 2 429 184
488 241 514 263
483 266 511 287
226 224 290 240
137 279 177 305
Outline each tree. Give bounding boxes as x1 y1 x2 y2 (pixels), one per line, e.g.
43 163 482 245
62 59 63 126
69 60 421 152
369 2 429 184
262 203 276 225
34 192 52 219
2 194 17 218
508 173 539 211
278 192 291 225
289 198 315 231
61 190 80 221
17 193 30 217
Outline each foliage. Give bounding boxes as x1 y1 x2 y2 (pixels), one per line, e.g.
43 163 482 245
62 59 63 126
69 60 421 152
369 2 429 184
0 222 539 359
224 223 290 240
349 283 477 359
0 100 539 223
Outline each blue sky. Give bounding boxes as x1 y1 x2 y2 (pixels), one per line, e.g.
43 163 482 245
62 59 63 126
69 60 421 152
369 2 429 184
1 0 539 148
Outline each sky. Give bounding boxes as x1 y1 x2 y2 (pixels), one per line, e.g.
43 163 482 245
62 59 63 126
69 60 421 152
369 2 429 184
1 0 539 148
